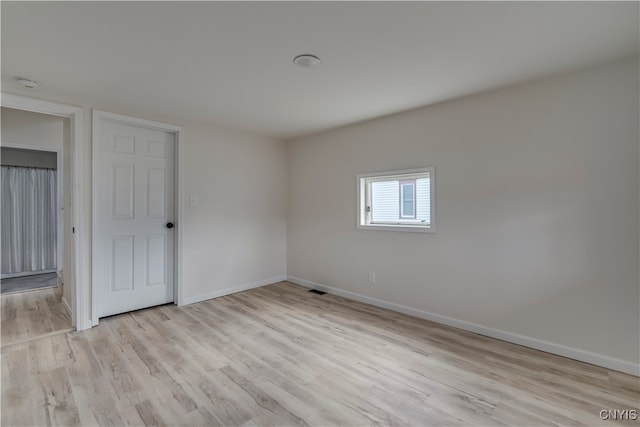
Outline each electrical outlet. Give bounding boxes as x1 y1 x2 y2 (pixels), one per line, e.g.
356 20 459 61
368 272 376 284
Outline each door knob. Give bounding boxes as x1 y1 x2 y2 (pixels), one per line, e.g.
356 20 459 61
166 222 174 229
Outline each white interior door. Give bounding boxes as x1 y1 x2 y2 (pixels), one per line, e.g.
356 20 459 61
94 118 175 318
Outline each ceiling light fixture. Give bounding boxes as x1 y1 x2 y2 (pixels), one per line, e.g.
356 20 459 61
15 77 38 89
293 54 321 68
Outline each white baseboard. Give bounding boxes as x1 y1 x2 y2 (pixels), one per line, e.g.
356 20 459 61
61 296 72 318
182 275 287 305
287 276 639 377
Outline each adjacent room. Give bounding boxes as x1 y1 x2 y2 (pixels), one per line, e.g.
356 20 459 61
1 109 74 347
1 2 638 426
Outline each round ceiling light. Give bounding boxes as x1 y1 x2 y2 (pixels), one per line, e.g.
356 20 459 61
293 54 321 68
15 77 38 89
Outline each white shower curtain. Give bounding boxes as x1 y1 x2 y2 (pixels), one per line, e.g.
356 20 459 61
1 166 57 275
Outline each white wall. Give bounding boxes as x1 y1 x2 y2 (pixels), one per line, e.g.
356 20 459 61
1 108 72 309
1 107 68 150
88 110 287 308
1 99 287 317
287 58 639 372
179 119 287 302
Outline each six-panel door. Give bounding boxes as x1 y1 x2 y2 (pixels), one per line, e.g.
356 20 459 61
94 119 175 317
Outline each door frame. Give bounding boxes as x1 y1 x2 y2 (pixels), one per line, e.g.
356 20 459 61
1 93 89 330
91 109 183 325
0 142 64 277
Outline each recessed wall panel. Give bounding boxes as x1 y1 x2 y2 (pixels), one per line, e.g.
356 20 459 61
112 164 134 218
113 135 135 154
147 140 166 158
146 235 165 286
112 236 134 292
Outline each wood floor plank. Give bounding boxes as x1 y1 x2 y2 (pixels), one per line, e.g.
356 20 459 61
1 346 47 426
2 281 638 426
38 366 81 426
1 287 72 348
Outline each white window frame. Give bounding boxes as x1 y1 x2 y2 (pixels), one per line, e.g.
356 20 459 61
357 167 435 233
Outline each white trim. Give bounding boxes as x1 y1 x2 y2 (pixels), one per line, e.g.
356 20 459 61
1 93 89 331
0 142 64 273
175 126 184 306
92 109 183 133
62 295 72 318
182 276 288 305
91 109 183 325
287 276 640 377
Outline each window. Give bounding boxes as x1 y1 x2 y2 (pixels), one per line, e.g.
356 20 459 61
358 167 434 232
400 180 416 218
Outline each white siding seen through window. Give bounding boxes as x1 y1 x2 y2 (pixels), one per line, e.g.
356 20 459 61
358 168 434 232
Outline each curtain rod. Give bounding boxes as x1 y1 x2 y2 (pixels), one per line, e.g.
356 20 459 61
1 165 57 171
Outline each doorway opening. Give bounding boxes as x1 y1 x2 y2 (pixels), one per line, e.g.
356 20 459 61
0 108 74 346
1 94 88 331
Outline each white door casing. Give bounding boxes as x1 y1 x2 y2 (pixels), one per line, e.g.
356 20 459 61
1 93 87 330
93 113 177 318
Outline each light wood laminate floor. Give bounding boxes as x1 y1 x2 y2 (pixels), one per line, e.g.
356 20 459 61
1 286 73 348
2 282 638 426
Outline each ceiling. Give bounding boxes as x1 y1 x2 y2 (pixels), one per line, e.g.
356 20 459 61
2 2 638 140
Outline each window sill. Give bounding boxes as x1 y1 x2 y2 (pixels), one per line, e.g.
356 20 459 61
357 224 435 233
